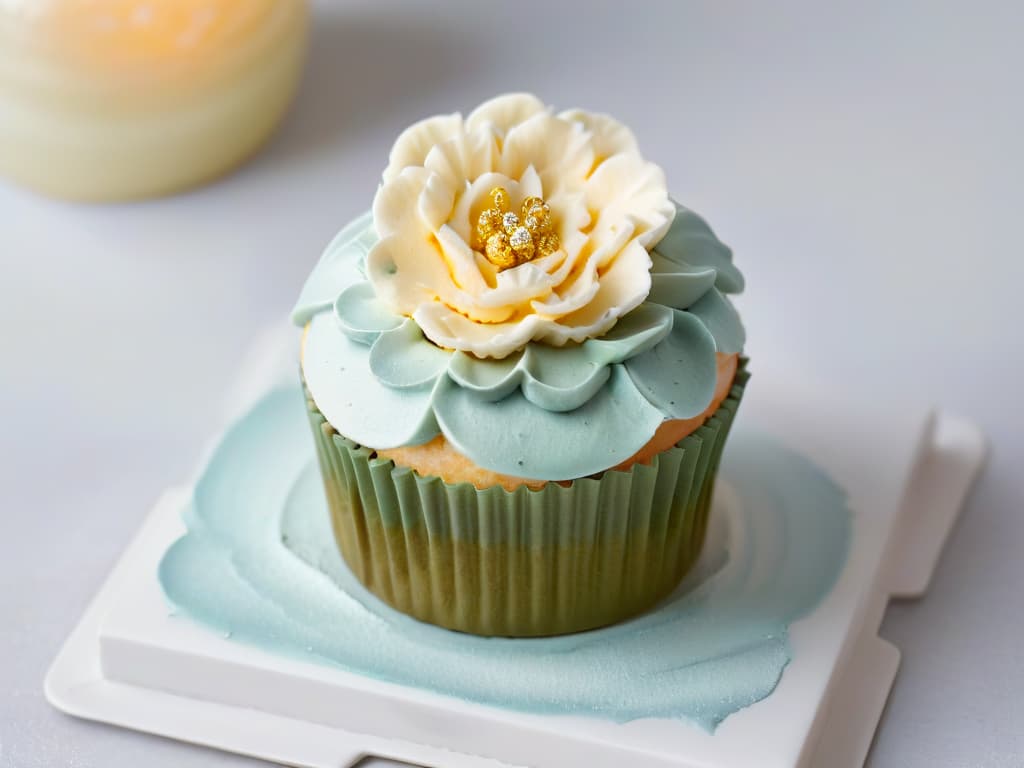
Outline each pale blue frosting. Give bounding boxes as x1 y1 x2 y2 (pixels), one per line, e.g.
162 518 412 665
293 202 745 479
159 387 850 730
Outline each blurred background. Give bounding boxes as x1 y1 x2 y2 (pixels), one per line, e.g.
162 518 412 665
1 1 1021 766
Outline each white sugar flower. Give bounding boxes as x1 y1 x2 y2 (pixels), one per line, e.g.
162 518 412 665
366 93 675 359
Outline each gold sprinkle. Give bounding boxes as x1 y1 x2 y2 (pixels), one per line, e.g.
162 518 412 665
490 186 510 210
536 232 559 258
474 186 560 270
477 207 502 240
502 211 520 232
521 196 543 214
485 231 517 270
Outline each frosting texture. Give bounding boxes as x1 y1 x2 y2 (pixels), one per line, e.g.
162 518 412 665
293 95 746 479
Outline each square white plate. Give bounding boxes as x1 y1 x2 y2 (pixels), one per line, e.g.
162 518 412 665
45 349 985 768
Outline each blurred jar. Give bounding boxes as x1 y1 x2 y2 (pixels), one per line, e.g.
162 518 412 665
0 0 308 201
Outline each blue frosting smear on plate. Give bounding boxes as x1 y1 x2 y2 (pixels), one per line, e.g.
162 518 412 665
159 387 850 731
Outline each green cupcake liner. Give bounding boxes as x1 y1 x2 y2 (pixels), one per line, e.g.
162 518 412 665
305 361 749 637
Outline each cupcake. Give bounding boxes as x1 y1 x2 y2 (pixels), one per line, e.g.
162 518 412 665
293 94 747 637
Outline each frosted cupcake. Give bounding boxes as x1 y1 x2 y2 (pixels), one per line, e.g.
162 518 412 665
293 94 747 637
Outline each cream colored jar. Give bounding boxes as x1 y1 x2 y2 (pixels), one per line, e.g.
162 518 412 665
0 0 308 201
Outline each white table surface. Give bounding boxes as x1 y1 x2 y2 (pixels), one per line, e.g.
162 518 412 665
1 1 1021 766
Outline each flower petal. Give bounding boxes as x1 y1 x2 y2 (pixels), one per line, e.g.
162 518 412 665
655 203 744 294
370 232 512 323
529 278 600 318
477 261 558 309
687 289 746 353
435 224 491 294
499 112 594 192
557 240 652 336
423 130 499 191
383 112 462 183
373 165 431 239
369 319 451 389
433 365 664 480
445 304 668 411
465 93 547 136
624 309 717 419
525 247 567 276
418 172 456 233
366 232 447 314
583 302 674 365
585 153 675 247
414 303 543 359
647 253 718 310
546 190 592 243
558 108 639 162
518 164 543 198
447 350 525 402
302 312 440 449
334 282 403 345
529 222 635 316
520 344 611 412
449 343 611 412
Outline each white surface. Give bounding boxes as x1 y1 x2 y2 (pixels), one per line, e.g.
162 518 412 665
42 391 984 767
1 1 1021 766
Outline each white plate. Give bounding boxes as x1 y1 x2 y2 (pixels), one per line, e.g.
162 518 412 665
45 341 986 768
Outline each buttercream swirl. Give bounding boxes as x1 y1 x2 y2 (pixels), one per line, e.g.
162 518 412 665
367 94 674 359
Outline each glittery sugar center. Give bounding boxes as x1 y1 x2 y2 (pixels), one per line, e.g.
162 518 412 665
475 187 560 270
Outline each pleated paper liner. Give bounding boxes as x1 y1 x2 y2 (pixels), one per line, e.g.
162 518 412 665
306 361 749 637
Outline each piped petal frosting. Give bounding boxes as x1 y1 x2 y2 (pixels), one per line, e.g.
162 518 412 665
688 289 746 355
624 310 718 419
433 366 665 480
334 282 402 345
656 202 745 294
465 92 547 135
303 313 439 450
369 320 450 389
